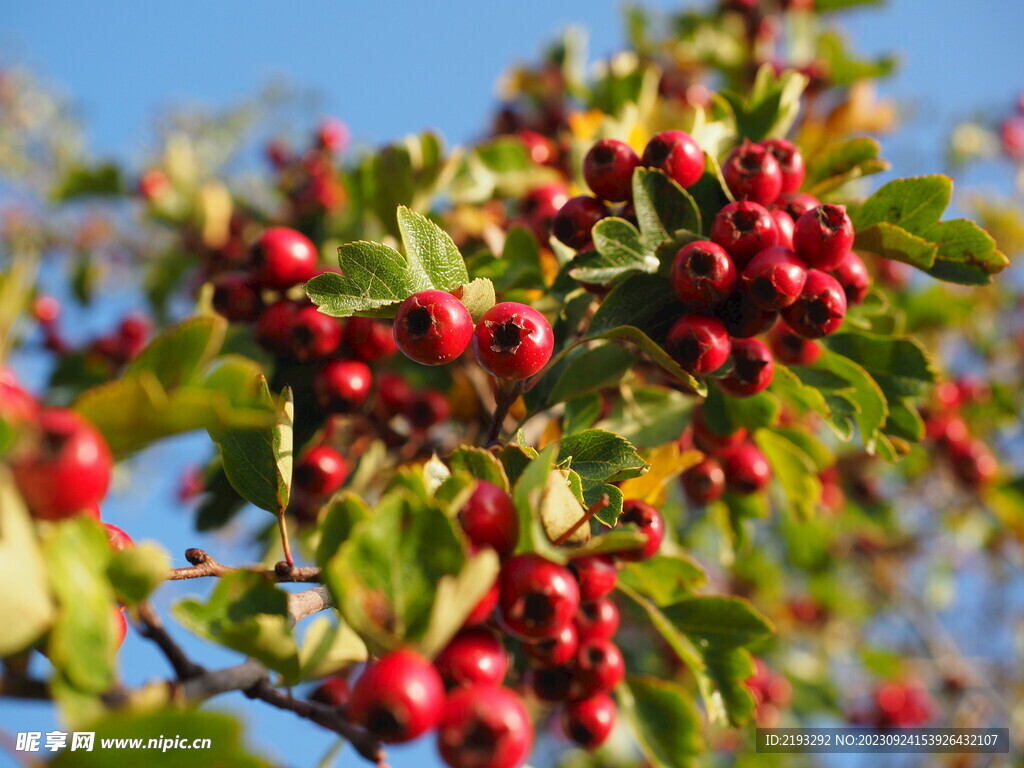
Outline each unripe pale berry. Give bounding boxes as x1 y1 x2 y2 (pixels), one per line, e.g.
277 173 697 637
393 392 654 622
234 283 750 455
393 290 474 365
793 205 855 271
723 142 783 205
781 269 847 338
459 481 519 559
670 241 738 307
741 246 807 310
616 499 664 561
349 649 445 743
473 302 554 380
250 227 318 289
710 201 779 267
641 130 705 188
584 139 641 202
499 554 580 640
719 338 775 397
664 314 731 375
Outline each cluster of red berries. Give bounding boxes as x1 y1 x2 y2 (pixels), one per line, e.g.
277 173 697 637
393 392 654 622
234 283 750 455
744 657 793 728
853 679 933 729
265 118 349 218
679 406 772 505
32 295 150 371
310 485 667 766
393 292 554 381
922 378 998 489
999 95 1024 162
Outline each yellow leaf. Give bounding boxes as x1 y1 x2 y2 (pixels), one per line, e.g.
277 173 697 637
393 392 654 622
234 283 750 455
618 444 703 507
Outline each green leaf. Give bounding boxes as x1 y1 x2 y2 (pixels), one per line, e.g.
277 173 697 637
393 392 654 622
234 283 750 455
127 315 226 389
207 378 293 514
597 386 694 449
453 277 495 322
0 473 55 656
297 616 368 681
569 528 646 557
661 596 774 647
547 342 635 404
511 445 566 561
632 168 701 247
854 222 938 269
52 162 123 201
315 493 372 569
557 429 648 525
824 331 936 399
397 206 470 290
853 175 952 233
107 543 170 605
174 571 299 681
703 386 780 434
754 429 822 519
569 217 660 284
563 393 602 436
721 65 808 141
921 219 1009 284
587 272 677 337
419 549 501 657
619 554 707 606
812 350 889 456
805 137 889 196
618 676 703 768
816 30 897 87
305 242 429 317
495 226 546 291
448 447 509 491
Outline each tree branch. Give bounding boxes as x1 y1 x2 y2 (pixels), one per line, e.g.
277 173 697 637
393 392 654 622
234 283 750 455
135 601 204 680
167 549 321 583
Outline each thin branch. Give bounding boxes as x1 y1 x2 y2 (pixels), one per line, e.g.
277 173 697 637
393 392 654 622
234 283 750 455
483 379 524 447
288 585 333 624
167 549 321 583
135 601 204 680
0 675 49 700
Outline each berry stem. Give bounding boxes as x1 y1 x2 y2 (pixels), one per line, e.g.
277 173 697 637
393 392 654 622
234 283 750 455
277 511 295 568
483 378 523 447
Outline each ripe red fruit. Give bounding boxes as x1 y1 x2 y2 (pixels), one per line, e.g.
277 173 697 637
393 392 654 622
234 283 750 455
289 306 343 361
344 317 398 360
13 409 112 520
315 117 349 153
782 270 848 338
104 523 134 551
525 622 579 667
437 685 533 768
568 556 618 601
295 445 348 497
137 169 170 201
770 208 795 249
926 414 969 448
714 292 778 338
723 142 783 205
664 314 731 375
691 404 747 453
722 443 772 494
525 665 574 703
719 338 775 397
314 359 373 413
793 205 855 271
949 439 998 487
393 290 474 366
473 302 554 380
464 580 499 627
770 324 821 366
435 627 508 689
212 273 264 323
741 246 807 310
349 649 445 743
250 227 318 289
773 192 821 221
459 481 519 559
376 372 414 415
583 139 641 202
552 196 610 249
255 301 299 355
574 598 620 642
113 607 128 649
519 184 569 242
499 554 580 640
710 201 780 267
681 457 726 505
616 499 664 561
518 130 556 166
116 315 150 362
761 139 806 194
405 389 450 431
571 638 626 698
670 241 738 307
563 692 617 749
641 130 705 188
33 294 61 324
833 251 871 305
310 676 351 709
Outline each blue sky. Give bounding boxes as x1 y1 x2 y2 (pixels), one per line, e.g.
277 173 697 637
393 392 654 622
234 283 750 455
1 2 1023 768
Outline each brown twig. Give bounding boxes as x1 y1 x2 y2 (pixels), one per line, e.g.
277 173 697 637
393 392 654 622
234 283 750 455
483 379 524 447
167 548 321 583
135 601 204 680
553 494 610 546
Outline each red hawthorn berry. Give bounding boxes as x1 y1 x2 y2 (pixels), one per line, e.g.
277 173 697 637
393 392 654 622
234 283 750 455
571 638 626 698
393 290 474 366
681 457 726 505
773 192 821 221
473 302 554 380
741 246 807 310
250 227 318 290
212 273 264 323
793 205 855 271
949 439 998 487
315 117 349 153
518 130 557 166
435 627 509 689
664 314 731 375
563 692 617 749
104 523 134 551
641 130 705 188
770 208 795 249
499 554 580 640
344 317 398 360
833 251 871 305
0 370 38 425
33 294 61 324
255 301 301 356
719 338 775 397
782 270 848 338
295 445 348 497
437 685 533 768
714 292 778 338
691 404 747 453
350 649 445 743
376 372 415 415
927 414 970 447
670 241 738 307
568 556 618 602
876 258 910 290
464 580 500 627
722 443 772 494
525 665 574 703
584 139 641 202
310 676 351 709
12 408 112 521
770 323 821 366
525 622 579 667
616 499 664 561
552 196 610 250
314 359 373 413
761 139 806 194
137 169 170 201
519 184 569 242
116 314 150 362
574 598 620 642
711 201 780 267
1001 116 1024 160
723 141 784 205
289 306 343 361
459 481 519 559
404 389 450 431
113 607 128 649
